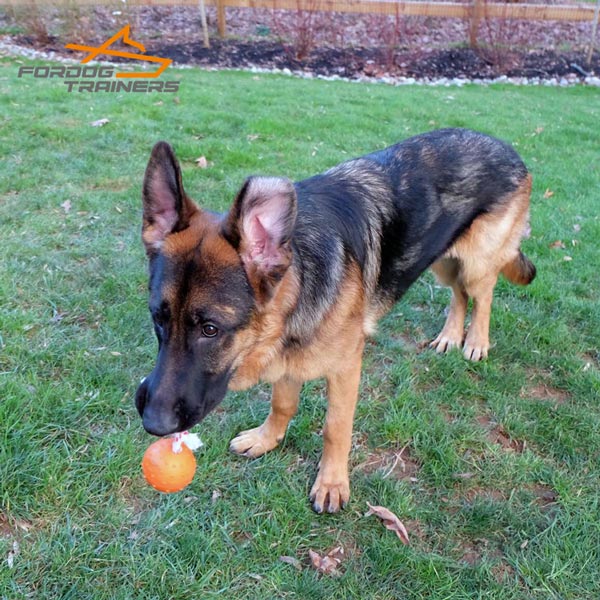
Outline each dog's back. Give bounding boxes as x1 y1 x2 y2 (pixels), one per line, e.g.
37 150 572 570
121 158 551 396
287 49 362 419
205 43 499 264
290 128 534 350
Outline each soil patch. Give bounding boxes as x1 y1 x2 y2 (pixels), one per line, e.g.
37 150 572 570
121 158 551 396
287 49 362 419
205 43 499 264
355 445 420 481
477 415 526 453
462 487 506 503
531 483 559 509
524 383 570 404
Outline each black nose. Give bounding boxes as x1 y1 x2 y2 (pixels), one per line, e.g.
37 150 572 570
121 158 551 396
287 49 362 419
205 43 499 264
135 378 149 416
141 405 180 436
134 378 181 436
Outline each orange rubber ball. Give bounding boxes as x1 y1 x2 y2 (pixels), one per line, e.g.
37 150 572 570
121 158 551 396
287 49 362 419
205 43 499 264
142 437 197 493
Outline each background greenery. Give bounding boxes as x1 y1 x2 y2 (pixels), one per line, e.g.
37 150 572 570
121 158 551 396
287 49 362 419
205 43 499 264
1 58 599 598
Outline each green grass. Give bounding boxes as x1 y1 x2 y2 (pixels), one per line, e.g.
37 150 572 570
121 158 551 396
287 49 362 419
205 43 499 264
1 58 599 599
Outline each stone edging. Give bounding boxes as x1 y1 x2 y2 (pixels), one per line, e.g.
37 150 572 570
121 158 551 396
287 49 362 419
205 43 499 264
2 38 599 88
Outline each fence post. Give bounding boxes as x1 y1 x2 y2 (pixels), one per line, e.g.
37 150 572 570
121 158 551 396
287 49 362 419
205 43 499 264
587 0 600 65
199 0 210 47
469 0 484 48
217 0 226 38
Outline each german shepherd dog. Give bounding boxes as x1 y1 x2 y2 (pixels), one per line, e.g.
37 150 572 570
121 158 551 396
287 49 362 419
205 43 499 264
135 128 535 513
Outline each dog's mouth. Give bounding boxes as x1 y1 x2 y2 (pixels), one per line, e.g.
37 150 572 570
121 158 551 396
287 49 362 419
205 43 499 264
135 370 232 436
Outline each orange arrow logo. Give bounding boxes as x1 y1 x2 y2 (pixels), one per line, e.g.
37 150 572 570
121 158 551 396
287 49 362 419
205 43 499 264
65 25 171 78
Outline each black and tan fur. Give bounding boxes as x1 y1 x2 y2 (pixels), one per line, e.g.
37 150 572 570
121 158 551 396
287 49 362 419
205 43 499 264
135 128 536 513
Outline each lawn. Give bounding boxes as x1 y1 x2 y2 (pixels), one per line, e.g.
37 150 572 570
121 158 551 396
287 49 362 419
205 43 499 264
1 57 599 599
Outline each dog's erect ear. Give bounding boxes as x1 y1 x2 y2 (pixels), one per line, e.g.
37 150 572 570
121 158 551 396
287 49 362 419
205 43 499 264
142 141 198 253
223 176 297 296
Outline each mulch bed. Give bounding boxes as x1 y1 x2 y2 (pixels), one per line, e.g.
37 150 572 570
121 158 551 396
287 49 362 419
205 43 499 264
5 4 600 81
146 38 599 80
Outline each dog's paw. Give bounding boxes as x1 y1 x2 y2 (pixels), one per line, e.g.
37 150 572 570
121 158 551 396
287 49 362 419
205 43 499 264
462 333 489 361
309 473 350 514
229 426 281 458
462 341 489 361
430 331 463 354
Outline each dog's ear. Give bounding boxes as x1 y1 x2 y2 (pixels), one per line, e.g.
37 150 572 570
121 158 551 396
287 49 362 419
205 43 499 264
142 141 197 254
223 176 297 297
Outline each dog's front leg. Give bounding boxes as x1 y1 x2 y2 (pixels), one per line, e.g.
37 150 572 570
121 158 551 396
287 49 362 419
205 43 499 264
310 352 363 514
230 377 302 458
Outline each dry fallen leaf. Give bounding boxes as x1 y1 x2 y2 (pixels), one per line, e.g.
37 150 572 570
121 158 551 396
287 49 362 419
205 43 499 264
543 188 554 199
366 502 410 545
7 540 19 569
90 118 110 127
15 519 32 533
308 546 345 576
549 240 566 249
195 156 208 169
279 555 302 570
453 472 475 480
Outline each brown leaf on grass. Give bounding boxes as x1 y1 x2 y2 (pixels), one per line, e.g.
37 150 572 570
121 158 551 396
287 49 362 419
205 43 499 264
527 126 544 137
543 188 554 199
279 555 302 570
549 240 566 249
308 546 345 576
365 502 410 545
195 156 208 169
90 118 109 127
6 540 19 568
453 472 475 480
14 519 32 533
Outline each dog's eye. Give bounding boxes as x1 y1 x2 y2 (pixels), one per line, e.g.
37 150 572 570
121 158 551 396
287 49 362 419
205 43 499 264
201 323 218 338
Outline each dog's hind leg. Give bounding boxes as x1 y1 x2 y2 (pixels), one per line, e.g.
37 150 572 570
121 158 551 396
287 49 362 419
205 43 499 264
229 377 302 458
461 273 498 361
432 175 534 361
430 258 469 354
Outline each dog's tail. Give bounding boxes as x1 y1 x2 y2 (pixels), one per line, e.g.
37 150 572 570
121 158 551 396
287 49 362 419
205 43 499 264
502 250 536 285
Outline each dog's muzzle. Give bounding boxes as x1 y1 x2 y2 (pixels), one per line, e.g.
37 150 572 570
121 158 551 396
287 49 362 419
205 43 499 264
135 376 182 436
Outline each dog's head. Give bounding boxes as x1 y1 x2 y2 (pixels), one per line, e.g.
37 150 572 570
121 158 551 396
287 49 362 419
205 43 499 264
135 142 297 436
